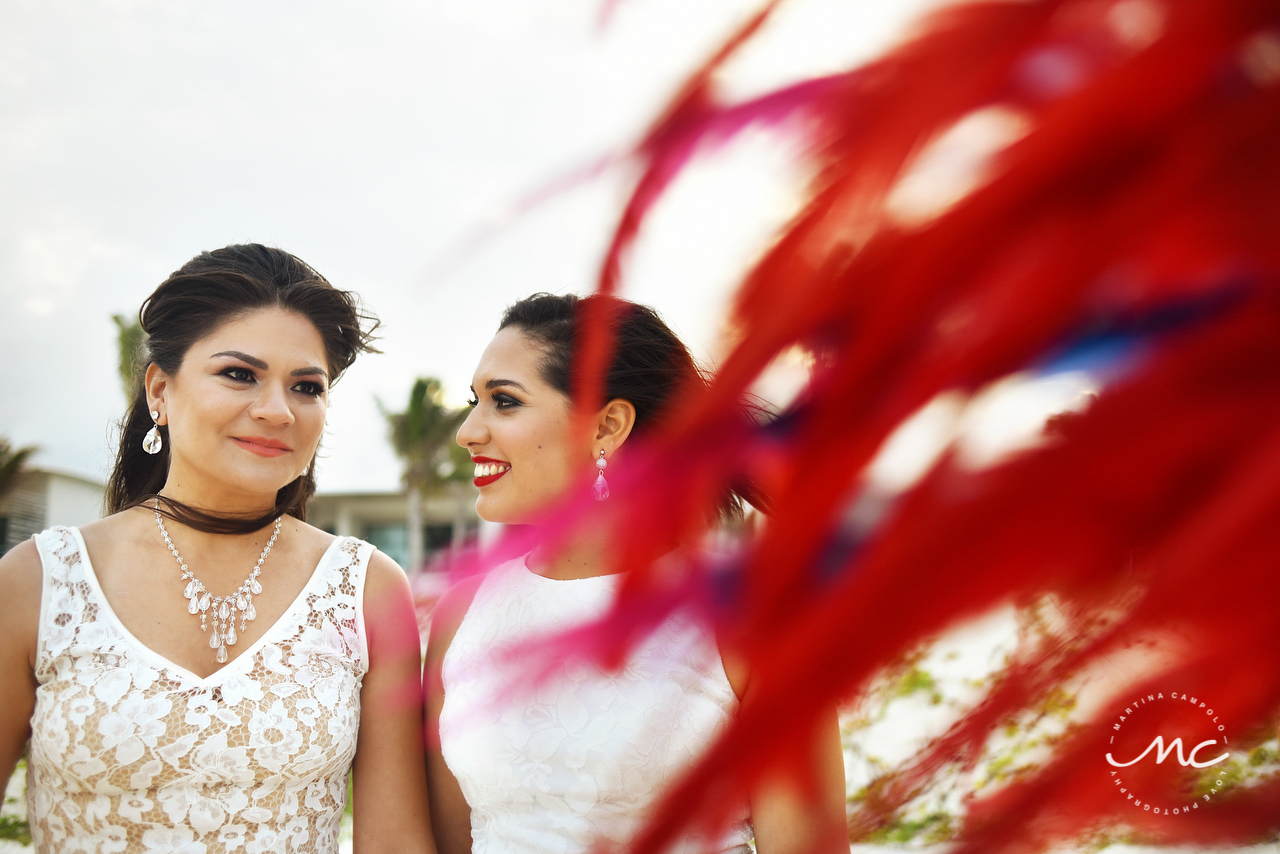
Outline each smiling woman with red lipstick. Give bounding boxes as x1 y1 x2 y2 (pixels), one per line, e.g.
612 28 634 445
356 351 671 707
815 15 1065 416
423 293 847 854
0 245 434 854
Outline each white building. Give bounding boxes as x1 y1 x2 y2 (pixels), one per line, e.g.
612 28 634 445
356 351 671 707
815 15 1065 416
308 489 479 575
0 467 106 554
0 470 481 579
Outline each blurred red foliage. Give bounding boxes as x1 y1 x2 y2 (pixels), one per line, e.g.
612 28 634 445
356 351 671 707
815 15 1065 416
465 0 1280 849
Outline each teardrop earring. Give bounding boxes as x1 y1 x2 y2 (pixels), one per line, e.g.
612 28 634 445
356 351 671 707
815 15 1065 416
593 450 610 501
143 410 163 455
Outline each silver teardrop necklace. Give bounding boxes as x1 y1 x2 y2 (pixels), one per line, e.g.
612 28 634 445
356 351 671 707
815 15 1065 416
153 497 282 664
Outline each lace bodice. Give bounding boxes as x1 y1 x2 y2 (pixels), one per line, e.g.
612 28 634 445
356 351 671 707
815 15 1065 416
26 526 371 854
439 557 752 854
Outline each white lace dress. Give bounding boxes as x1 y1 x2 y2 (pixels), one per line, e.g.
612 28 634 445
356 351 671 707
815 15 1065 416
439 556 752 854
26 526 372 854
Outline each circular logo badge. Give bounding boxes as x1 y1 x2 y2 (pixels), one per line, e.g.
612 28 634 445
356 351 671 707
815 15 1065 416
1105 691 1232 815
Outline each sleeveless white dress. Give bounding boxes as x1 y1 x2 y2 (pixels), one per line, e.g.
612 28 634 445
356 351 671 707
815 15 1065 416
26 526 372 854
439 556 753 854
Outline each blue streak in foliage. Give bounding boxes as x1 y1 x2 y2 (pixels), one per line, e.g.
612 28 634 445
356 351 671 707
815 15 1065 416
1034 286 1249 380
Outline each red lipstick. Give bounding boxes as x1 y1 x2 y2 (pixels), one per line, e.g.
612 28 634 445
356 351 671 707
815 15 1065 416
471 455 511 487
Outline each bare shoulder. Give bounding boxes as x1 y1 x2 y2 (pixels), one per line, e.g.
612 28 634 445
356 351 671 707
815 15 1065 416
363 547 410 596
424 573 484 667
78 508 145 539
79 507 186 571
0 540 44 666
354 545 415 630
285 517 342 563
0 539 43 614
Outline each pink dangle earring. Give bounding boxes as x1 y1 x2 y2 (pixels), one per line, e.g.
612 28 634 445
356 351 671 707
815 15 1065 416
593 450 610 501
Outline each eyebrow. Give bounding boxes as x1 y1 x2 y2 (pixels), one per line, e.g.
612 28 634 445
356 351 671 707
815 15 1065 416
485 378 530 392
211 350 329 380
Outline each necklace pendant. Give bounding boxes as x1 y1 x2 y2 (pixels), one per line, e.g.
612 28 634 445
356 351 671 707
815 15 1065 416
153 498 281 667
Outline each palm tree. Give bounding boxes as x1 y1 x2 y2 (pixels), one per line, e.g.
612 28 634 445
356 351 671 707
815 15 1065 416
113 314 145 401
0 437 37 504
381 378 472 572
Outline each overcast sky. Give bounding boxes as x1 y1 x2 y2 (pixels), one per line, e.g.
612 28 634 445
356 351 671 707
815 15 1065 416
0 0 939 493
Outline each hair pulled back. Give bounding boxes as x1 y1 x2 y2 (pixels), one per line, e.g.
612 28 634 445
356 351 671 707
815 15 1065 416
500 293 703 434
499 292 763 517
107 244 379 533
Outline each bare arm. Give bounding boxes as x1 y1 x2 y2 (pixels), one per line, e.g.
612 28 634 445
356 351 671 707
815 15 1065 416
0 541 42 788
352 550 435 854
748 709 847 854
422 576 482 854
722 650 848 854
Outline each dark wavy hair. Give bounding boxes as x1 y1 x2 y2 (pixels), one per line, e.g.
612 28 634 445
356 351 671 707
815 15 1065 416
106 244 379 534
499 292 765 518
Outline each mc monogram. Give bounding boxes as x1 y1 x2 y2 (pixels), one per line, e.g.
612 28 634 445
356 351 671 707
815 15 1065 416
1106 736 1229 769
1103 691 1234 815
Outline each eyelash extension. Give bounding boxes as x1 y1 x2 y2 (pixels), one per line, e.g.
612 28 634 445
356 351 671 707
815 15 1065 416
465 391 521 409
293 381 326 398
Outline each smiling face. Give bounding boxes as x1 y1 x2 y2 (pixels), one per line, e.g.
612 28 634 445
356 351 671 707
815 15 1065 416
456 325 595 525
148 306 330 512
